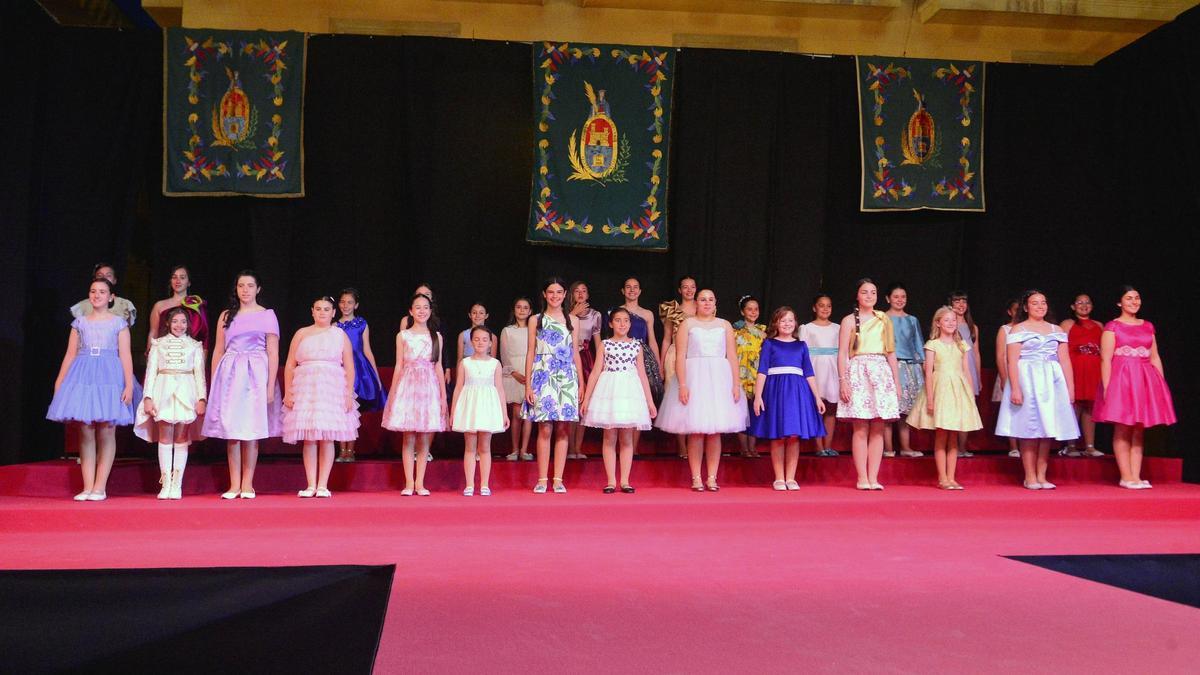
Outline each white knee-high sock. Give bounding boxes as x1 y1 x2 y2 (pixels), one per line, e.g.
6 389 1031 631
172 443 189 472
158 443 173 474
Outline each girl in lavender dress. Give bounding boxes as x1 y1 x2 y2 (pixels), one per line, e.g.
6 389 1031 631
335 288 386 463
202 271 282 500
48 279 136 501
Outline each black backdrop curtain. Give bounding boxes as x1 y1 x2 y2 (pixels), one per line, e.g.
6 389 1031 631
3 2 1197 479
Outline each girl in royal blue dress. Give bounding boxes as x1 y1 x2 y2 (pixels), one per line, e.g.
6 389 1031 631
751 307 826 491
335 288 387 463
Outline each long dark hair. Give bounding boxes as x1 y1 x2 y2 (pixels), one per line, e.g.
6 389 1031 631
536 277 574 333
165 264 190 297
947 290 976 336
810 292 832 320
1016 289 1049 323
160 306 191 338
400 283 438 330
406 293 440 362
508 297 532 327
849 278 875 352
223 270 261 329
337 287 360 322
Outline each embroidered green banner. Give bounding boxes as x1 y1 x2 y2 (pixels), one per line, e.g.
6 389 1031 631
163 28 306 197
528 42 674 250
857 56 985 212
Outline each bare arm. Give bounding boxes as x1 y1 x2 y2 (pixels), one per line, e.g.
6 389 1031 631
635 347 657 419
725 322 740 402
994 327 1009 385
342 332 356 412
493 360 510 428
1099 330 1115 394
266 333 280 403
752 372 767 415
642 309 661 365
435 333 447 412
1007 341 1023 406
675 318 691 404
524 318 538 405
837 316 854 403
54 329 80 392
580 340 607 415
449 360 466 427
456 332 465 364
361 325 381 377
923 348 937 413
282 329 303 408
118 327 134 404
391 333 406 391
209 312 229 383
1057 340 1075 403
1149 335 1166 378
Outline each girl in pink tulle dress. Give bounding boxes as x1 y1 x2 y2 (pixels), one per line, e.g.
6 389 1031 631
381 293 447 495
283 296 360 498
1093 287 1175 489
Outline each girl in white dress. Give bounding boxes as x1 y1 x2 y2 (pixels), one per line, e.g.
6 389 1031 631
500 298 534 461
655 290 747 491
800 293 841 456
451 327 509 496
581 308 657 493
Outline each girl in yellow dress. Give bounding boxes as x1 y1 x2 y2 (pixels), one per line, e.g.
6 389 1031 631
906 307 983 489
733 295 766 457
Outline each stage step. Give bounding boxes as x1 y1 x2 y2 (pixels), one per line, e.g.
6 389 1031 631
0 456 1183 498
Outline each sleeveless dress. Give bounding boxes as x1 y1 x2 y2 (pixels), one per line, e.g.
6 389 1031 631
992 324 1013 403
134 334 207 442
201 310 283 441
1067 319 1103 403
46 315 136 426
659 300 690 384
748 338 825 439
381 330 446 432
1092 320 1176 427
837 312 900 421
155 295 209 348
283 327 360 443
499 324 529 405
655 323 748 434
732 320 767 398
799 322 840 404
624 309 663 399
995 329 1079 441
574 308 603 389
337 317 387 412
583 339 652 431
906 340 983 432
890 314 925 415
521 314 580 422
452 357 506 433
956 320 981 396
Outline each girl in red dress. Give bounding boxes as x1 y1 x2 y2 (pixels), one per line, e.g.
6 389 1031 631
1060 294 1104 457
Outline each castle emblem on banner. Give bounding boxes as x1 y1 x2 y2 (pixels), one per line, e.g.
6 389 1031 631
568 82 629 183
211 68 258 150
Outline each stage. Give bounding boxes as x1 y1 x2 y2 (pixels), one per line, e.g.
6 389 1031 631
3 457 1199 673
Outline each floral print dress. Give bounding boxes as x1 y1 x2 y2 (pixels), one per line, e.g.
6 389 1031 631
521 314 580 422
733 320 767 397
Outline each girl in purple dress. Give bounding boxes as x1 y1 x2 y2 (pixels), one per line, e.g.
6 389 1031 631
47 279 136 501
335 288 386 463
202 271 282 499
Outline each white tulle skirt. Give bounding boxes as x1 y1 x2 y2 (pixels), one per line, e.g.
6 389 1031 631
655 356 748 434
583 370 652 430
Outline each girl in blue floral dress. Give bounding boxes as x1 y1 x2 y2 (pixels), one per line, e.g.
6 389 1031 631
523 277 584 494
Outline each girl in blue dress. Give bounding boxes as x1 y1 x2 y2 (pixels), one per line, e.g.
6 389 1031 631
751 307 826 491
336 288 387 462
47 279 136 501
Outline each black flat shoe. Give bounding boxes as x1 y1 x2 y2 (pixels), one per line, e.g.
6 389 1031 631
621 485 635 494
603 486 616 494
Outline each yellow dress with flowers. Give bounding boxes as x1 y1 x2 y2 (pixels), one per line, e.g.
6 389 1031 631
733 320 767 397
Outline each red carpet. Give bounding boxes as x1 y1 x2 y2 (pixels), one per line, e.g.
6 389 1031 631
0 455 1184 498
3 483 1199 673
